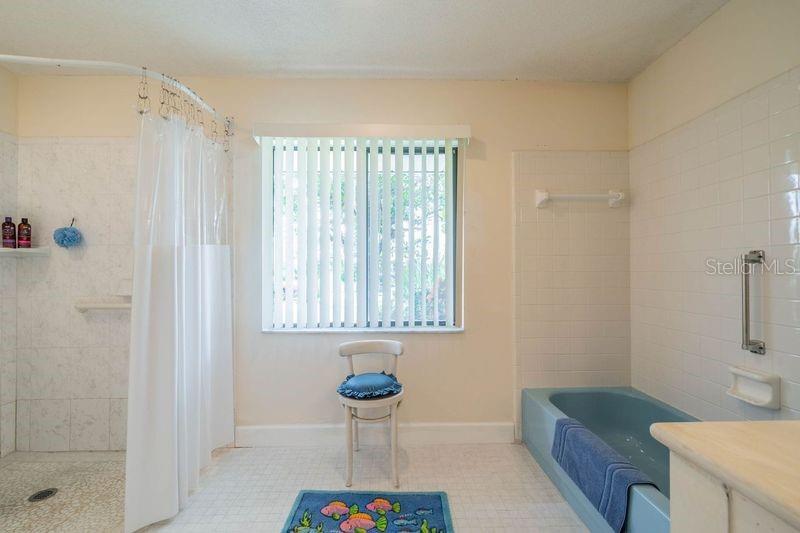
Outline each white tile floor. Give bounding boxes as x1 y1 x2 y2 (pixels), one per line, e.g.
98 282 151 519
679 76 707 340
149 444 585 533
0 444 586 532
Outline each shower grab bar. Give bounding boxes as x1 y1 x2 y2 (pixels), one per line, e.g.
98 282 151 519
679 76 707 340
741 250 766 355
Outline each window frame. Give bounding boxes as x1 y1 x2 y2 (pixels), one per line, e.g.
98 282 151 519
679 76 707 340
260 137 465 333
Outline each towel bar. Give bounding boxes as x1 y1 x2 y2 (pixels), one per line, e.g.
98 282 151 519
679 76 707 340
535 189 625 208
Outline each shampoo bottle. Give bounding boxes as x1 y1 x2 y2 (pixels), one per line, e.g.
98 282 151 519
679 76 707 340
2 217 15 248
18 218 31 248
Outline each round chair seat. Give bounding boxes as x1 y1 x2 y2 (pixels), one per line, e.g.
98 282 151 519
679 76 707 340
339 387 404 409
337 372 402 399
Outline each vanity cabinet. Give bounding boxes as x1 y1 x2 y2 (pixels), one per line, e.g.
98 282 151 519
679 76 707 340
651 421 800 533
670 452 797 532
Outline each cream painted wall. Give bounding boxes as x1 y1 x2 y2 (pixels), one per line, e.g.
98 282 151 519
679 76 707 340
15 76 627 429
17 76 137 138
0 66 17 135
629 0 800 147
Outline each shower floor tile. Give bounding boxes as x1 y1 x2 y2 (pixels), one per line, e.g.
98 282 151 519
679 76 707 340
0 451 124 532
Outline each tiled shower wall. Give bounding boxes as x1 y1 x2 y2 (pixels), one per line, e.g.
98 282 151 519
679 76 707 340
14 138 135 451
0 131 18 456
513 151 630 392
630 66 800 420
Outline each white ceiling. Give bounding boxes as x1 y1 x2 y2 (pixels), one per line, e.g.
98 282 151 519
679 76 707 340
0 0 727 82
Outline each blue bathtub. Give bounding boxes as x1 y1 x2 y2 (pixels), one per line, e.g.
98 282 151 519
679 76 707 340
522 387 696 533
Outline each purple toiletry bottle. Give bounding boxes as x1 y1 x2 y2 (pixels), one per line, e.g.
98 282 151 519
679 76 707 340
2 217 16 248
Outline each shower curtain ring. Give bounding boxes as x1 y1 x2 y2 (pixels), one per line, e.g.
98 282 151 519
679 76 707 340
159 78 170 119
136 67 151 114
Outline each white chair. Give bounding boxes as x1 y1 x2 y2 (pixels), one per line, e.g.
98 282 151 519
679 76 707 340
337 340 404 487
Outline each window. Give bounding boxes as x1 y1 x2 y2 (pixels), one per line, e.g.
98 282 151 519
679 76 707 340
261 137 461 330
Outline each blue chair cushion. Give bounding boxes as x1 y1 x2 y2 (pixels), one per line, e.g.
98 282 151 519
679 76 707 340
337 371 402 399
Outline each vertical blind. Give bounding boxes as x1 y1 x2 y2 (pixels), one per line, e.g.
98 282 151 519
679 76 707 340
262 137 458 330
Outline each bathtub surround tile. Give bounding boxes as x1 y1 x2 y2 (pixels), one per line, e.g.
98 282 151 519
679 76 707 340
29 399 70 451
630 68 800 421
513 151 630 396
70 399 110 451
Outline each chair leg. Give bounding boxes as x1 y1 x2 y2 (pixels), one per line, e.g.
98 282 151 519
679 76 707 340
353 409 359 452
390 403 399 487
345 406 353 487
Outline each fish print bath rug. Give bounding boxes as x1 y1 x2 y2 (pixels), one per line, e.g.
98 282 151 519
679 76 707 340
284 490 452 533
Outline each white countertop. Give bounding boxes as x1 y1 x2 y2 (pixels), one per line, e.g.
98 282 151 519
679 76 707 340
651 420 800 529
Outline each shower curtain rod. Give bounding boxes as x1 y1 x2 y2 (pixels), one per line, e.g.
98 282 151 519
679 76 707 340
0 54 220 119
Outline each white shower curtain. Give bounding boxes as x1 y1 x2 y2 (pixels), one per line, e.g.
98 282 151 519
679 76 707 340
125 112 235 532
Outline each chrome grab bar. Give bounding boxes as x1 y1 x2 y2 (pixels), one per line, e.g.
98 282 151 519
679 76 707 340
741 250 766 355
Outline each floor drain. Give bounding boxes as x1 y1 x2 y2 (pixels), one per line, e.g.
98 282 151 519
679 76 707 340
28 488 58 502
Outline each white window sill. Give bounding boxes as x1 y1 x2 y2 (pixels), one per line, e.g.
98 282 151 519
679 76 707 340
262 326 464 334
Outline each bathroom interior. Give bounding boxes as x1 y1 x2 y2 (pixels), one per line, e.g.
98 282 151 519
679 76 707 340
0 1 799 532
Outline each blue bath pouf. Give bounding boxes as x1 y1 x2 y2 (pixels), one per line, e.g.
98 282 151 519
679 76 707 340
53 226 83 248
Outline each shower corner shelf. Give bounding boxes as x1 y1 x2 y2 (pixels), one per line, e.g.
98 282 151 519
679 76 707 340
0 246 50 257
74 295 132 313
727 366 781 410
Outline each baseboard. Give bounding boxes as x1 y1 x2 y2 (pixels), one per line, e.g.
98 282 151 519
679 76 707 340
235 421 515 447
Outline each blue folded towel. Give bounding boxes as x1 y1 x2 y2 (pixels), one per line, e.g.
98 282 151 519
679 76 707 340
552 418 656 533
